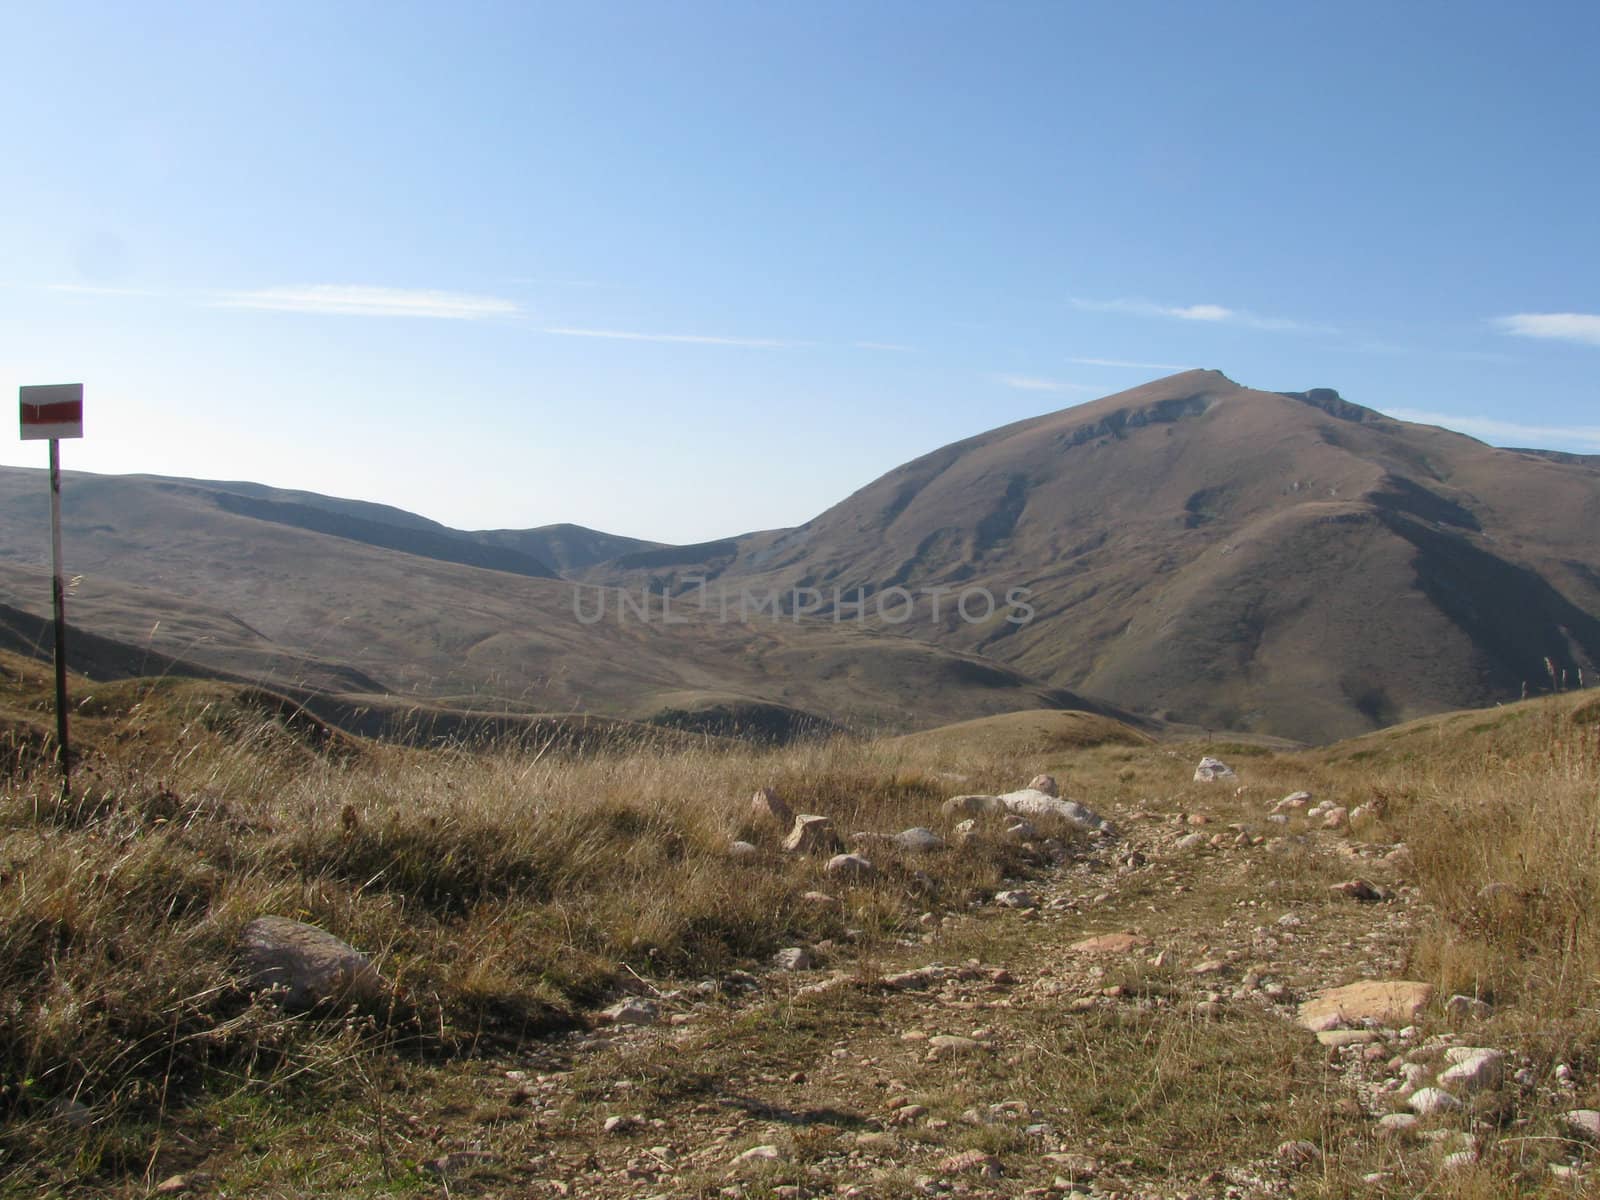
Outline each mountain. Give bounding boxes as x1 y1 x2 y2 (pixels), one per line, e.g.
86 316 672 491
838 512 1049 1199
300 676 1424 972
584 370 1600 741
0 469 1131 737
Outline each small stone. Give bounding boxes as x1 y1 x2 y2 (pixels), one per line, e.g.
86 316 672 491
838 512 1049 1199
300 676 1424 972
1276 1140 1321 1166
825 852 876 881
1070 931 1151 954
1317 1029 1379 1048
1561 1110 1600 1141
1444 994 1491 1021
730 1144 784 1168
1376 1113 1419 1140
1330 878 1385 902
784 814 843 854
599 998 660 1026
772 947 814 972
1438 1048 1504 1094
892 827 945 853
938 1149 1002 1178
1409 1087 1462 1117
927 1035 982 1060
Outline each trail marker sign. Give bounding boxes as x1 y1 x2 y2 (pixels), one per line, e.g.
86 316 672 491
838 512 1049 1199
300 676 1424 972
18 382 84 792
20 383 84 440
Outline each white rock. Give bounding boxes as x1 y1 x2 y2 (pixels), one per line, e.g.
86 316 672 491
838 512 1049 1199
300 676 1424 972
600 998 660 1026
730 1144 784 1167
1561 1110 1600 1141
994 788 1113 832
1408 1087 1462 1117
773 947 814 972
892 827 945 853
1438 1048 1504 1094
1193 756 1236 782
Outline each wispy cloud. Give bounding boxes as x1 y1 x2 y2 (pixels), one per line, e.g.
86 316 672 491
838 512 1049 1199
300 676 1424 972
48 283 168 298
1071 297 1329 333
216 285 521 319
996 374 1094 393
1387 407 1600 452
542 326 799 348
1068 356 1195 370
1493 312 1600 347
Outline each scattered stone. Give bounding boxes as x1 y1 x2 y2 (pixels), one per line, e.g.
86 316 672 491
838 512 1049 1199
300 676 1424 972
784 814 843 854
1276 1139 1321 1166
599 998 660 1026
1377 1113 1419 1140
1438 1048 1504 1094
825 853 876 881
892 827 945 853
730 1144 785 1168
773 947 814 972
238 916 381 1010
993 890 1037 909
1297 980 1433 1032
927 1035 982 1061
1330 878 1385 902
1317 1029 1379 1048
1561 1110 1600 1141
1028 774 1060 797
1445 994 1491 1021
751 787 792 829
1193 756 1236 782
1070 932 1152 954
938 1149 1002 1178
1408 1087 1462 1117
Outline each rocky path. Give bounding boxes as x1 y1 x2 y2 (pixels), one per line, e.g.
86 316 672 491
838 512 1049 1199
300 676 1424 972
369 781 1526 1200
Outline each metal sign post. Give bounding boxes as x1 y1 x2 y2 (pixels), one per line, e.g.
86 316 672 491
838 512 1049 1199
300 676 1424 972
19 383 84 791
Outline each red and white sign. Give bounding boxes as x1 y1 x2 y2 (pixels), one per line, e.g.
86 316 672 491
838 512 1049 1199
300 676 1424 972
19 383 84 440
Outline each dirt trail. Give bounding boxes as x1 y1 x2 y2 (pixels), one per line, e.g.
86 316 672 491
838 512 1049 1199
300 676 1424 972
398 789 1425 1199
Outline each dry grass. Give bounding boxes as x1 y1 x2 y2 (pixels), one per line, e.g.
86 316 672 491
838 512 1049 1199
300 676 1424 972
0 681 1055 1187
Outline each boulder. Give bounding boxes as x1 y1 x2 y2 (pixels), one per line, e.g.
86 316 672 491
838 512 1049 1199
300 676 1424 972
995 788 1112 833
1193 756 1236 782
1297 980 1433 1032
784 814 843 854
750 787 793 829
825 853 876 881
239 916 381 1010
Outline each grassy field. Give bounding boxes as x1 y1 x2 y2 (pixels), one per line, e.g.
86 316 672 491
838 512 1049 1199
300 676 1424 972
2 653 1599 1195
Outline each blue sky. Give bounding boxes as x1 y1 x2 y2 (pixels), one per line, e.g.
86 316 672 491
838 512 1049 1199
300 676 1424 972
3 1 1597 543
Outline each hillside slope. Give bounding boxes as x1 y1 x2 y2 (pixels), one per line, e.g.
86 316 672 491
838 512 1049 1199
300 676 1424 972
588 371 1600 740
